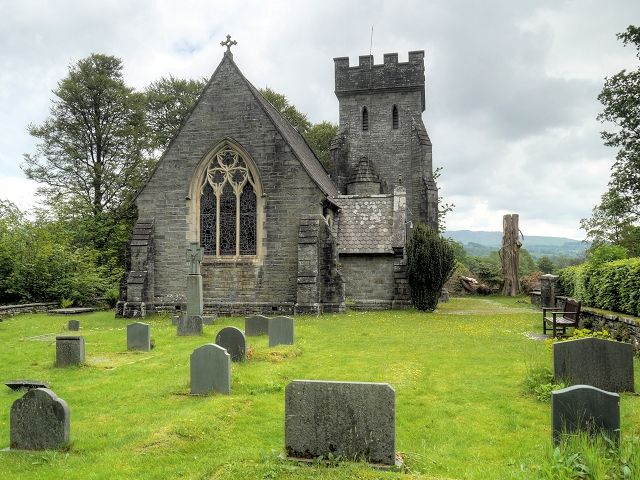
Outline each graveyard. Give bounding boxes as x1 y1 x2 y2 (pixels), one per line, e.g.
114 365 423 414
0 296 639 479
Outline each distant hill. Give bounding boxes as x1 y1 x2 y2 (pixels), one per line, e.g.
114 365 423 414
443 230 589 260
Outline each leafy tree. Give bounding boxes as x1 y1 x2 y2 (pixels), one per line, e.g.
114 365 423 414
406 223 455 311
260 87 311 134
584 26 640 247
144 75 206 151
519 248 536 276
22 54 152 255
587 243 628 265
536 256 555 274
305 121 337 170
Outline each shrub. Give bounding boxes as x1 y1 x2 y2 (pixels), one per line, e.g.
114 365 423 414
406 223 455 311
522 366 566 402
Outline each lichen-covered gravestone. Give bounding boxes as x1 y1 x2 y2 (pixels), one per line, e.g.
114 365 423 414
285 380 397 466
55 336 85 367
127 322 151 351
177 315 203 336
215 327 246 362
10 388 70 450
554 337 634 392
245 315 269 336
552 384 620 444
268 316 294 347
190 344 231 395
67 320 80 331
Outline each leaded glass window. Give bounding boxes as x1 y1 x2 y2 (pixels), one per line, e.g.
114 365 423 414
199 147 259 256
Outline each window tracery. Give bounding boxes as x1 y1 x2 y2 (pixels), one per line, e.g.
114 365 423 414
199 147 258 256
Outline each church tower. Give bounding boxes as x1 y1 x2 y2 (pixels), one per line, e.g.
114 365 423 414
331 51 438 229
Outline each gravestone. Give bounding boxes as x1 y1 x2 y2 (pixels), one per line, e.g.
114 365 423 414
285 380 396 466
172 315 180 326
202 314 217 325
554 338 634 392
215 327 246 362
10 388 70 450
67 320 80 331
127 322 151 351
540 274 558 308
55 336 85 367
245 315 269 336
190 343 231 395
269 316 294 347
186 242 204 316
177 315 203 336
552 384 620 444
5 380 50 391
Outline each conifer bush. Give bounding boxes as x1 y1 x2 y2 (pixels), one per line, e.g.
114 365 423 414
406 223 455 311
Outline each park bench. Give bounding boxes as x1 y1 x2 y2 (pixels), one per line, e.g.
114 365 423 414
542 298 581 337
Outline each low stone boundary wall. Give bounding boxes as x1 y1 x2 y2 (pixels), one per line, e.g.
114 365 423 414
0 302 58 319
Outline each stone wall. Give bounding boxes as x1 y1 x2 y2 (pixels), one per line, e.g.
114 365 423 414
341 255 395 309
0 302 57 319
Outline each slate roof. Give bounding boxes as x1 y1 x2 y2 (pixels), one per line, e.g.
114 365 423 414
231 59 339 197
334 195 394 254
347 158 381 185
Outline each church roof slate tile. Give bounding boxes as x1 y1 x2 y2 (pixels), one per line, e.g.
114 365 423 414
333 195 394 254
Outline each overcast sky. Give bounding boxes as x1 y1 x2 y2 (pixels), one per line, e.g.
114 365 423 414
1 0 639 239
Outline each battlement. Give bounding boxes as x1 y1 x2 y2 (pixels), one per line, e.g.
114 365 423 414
334 51 425 105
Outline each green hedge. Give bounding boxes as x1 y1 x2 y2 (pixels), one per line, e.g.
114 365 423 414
558 258 640 316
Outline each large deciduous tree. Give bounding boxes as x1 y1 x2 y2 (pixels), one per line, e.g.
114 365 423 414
23 54 150 219
144 75 206 151
583 26 640 252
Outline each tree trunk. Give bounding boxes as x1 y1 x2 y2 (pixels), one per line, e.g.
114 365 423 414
501 214 522 296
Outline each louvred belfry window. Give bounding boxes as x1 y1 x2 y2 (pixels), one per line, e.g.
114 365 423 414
199 148 258 256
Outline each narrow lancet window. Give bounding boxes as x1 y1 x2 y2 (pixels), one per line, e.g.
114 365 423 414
392 105 399 129
362 107 369 131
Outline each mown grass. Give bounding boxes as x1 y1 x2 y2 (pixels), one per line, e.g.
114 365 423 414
0 296 638 479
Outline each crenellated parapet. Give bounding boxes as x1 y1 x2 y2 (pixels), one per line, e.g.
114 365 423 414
334 51 425 111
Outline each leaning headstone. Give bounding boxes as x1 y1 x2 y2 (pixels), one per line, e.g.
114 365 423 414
177 315 203 336
55 336 85 367
190 344 231 395
127 322 151 351
67 320 80 331
269 316 294 347
552 384 620 444
10 388 70 450
215 327 246 362
285 380 397 466
245 315 270 336
554 338 634 392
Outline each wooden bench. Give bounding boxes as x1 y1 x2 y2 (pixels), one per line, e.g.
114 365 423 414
543 298 581 337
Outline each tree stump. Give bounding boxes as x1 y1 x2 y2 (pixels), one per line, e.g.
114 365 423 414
501 214 522 296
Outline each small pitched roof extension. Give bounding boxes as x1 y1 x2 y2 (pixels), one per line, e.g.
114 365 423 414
227 56 339 197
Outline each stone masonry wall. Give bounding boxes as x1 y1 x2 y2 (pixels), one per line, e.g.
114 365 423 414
341 255 395 309
136 56 325 311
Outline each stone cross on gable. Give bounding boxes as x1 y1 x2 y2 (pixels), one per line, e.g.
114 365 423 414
186 242 204 275
220 34 237 54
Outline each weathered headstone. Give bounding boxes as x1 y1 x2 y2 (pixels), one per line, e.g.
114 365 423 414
540 274 559 308
554 338 634 392
439 288 450 302
186 242 204 317
67 320 80 331
172 315 180 326
190 343 231 395
269 316 294 347
5 380 50 391
285 380 396 466
177 315 203 336
127 322 151 351
55 336 85 367
552 384 620 444
10 388 70 450
202 314 217 325
245 315 269 336
215 327 246 362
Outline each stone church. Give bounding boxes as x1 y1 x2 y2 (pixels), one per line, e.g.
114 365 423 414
117 41 438 317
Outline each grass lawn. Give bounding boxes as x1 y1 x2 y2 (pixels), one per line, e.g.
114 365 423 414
0 296 638 479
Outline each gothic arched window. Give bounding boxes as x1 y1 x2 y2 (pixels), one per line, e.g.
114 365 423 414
362 107 369 131
199 148 258 256
392 105 399 129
